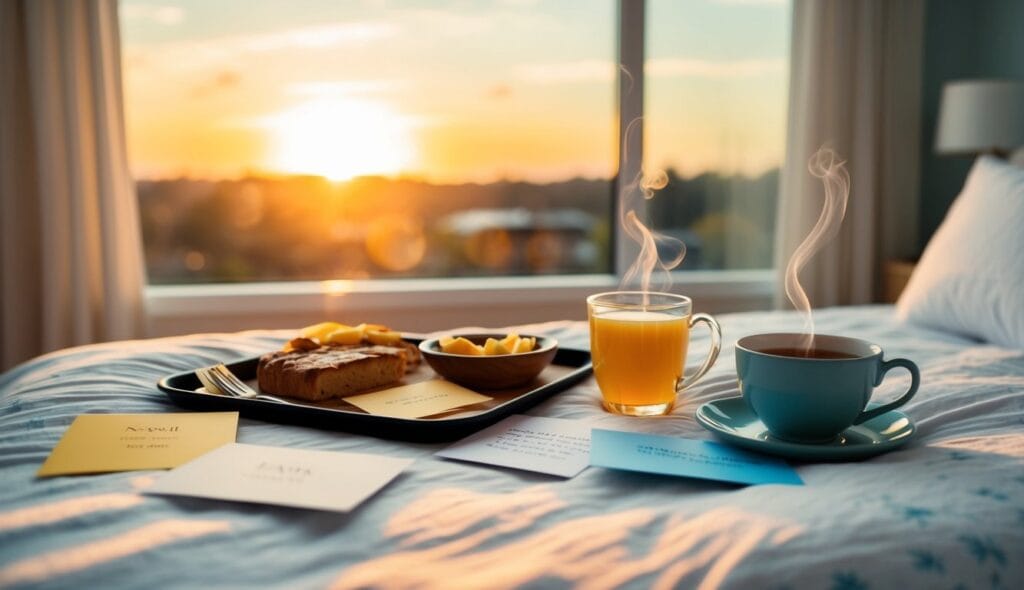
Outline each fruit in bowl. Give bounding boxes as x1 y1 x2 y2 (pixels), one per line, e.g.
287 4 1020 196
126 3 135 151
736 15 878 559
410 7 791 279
439 333 537 356
418 333 558 390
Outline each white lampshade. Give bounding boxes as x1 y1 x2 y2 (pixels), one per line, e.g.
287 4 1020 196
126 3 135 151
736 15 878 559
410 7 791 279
935 80 1024 155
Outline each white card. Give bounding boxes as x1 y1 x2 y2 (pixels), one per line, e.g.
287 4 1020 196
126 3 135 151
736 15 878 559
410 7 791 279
146 443 413 512
436 415 590 478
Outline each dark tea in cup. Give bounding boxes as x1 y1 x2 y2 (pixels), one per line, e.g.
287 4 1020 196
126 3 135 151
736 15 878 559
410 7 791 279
757 347 859 360
735 333 920 442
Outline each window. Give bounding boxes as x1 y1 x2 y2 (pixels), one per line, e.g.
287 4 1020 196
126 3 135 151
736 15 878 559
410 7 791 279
121 1 617 284
644 0 789 271
119 1 789 332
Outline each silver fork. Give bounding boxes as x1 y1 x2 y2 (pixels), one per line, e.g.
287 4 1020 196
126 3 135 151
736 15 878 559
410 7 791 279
195 364 298 405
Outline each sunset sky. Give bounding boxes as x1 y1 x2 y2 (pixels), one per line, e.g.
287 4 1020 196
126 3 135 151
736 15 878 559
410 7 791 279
119 0 790 184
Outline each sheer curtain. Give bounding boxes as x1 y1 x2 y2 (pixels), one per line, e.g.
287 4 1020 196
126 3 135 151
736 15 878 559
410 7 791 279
774 0 924 309
0 0 144 371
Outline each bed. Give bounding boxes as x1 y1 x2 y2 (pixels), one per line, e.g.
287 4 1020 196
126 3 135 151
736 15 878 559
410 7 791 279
1 303 1022 589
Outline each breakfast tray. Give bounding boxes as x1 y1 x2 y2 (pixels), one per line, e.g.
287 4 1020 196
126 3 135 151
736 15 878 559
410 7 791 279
158 339 592 442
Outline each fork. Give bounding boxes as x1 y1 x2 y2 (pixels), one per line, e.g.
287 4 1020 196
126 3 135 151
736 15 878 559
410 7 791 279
195 364 298 405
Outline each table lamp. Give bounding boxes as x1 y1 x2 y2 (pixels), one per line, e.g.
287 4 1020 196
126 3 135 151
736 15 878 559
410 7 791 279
934 80 1024 158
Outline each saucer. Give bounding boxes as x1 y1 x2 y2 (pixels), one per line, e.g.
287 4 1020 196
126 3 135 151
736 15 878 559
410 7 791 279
695 396 915 461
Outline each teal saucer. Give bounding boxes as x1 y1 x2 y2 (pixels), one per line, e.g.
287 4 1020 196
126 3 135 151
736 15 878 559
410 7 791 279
695 396 916 461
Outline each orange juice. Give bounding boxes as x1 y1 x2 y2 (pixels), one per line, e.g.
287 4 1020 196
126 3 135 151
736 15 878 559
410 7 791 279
589 309 689 414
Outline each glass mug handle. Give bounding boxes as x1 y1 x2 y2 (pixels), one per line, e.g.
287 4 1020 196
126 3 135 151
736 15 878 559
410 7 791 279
675 313 722 392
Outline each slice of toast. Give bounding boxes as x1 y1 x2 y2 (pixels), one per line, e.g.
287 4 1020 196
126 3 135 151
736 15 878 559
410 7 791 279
257 345 407 401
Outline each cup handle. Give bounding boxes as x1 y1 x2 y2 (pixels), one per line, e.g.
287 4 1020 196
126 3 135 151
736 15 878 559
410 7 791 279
676 313 722 392
854 358 920 424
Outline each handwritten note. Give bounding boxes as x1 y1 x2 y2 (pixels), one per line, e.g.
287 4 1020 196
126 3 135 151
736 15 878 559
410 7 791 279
343 380 492 419
436 415 590 477
147 443 413 512
589 429 802 486
37 412 239 477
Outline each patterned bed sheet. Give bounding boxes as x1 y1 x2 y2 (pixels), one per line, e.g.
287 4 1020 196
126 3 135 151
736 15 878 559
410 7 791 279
0 305 1021 589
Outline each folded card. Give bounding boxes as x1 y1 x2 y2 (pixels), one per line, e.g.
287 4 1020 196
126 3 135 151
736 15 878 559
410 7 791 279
436 415 590 477
37 412 239 477
589 429 802 486
146 443 414 512
343 379 492 419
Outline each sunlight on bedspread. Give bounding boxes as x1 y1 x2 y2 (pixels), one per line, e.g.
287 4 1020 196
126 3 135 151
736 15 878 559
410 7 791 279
932 434 1024 458
0 519 231 586
0 494 143 533
331 486 802 590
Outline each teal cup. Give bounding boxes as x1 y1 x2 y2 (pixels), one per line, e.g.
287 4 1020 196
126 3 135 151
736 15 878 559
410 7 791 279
735 333 920 443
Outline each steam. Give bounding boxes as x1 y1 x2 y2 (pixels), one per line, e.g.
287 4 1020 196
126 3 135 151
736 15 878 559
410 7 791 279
619 64 636 97
618 118 686 298
784 146 851 350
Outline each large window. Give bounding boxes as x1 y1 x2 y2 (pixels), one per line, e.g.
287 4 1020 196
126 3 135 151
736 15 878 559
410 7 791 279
120 0 789 287
644 0 789 271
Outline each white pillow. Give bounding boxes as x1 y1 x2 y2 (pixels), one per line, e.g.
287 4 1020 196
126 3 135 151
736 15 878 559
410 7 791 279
896 156 1024 349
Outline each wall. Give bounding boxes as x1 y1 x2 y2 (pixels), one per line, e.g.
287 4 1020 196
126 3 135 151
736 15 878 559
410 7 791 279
918 0 1024 253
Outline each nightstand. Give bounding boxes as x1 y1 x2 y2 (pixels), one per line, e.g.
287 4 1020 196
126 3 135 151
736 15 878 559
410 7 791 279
882 259 917 303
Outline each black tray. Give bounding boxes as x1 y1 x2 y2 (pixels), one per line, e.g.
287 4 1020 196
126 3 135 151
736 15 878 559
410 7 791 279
158 340 592 443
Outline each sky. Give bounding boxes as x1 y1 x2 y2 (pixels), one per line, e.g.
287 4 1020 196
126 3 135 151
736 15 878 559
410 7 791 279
119 0 790 184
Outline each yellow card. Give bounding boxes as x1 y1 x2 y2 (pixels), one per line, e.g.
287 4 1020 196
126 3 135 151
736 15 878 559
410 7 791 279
37 412 238 477
343 380 492 419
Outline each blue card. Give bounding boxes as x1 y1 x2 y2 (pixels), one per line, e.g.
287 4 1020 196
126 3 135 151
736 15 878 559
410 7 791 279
589 429 803 486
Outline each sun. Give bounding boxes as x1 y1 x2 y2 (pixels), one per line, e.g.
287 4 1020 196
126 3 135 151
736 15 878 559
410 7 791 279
266 98 414 181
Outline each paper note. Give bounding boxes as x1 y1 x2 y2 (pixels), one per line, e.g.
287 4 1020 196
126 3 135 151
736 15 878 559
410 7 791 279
436 415 591 477
589 429 803 486
146 443 413 512
37 412 238 477
343 379 492 419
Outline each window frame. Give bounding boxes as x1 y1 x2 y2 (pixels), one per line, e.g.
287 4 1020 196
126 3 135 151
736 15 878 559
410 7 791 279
140 0 776 337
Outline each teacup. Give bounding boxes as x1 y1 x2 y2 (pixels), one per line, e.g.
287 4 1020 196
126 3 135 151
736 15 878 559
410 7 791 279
735 333 920 443
587 291 721 416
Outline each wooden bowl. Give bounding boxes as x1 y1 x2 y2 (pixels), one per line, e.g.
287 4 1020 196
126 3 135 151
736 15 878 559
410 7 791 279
418 334 559 390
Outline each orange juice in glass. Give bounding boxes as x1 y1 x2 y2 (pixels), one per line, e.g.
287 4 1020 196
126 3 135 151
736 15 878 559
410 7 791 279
587 292 721 416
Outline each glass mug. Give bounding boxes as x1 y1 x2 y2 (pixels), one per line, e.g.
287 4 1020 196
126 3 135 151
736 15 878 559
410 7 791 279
587 291 722 416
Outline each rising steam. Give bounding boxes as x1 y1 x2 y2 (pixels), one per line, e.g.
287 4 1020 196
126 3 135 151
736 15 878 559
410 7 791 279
619 118 686 298
784 146 851 350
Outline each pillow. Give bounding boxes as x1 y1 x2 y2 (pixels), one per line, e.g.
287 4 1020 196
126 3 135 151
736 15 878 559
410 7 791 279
896 156 1024 349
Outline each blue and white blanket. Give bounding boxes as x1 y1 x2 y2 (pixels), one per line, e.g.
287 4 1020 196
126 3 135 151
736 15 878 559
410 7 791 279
1 306 1021 589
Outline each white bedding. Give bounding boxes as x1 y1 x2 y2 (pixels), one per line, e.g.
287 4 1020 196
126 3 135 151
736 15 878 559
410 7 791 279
1 306 1022 589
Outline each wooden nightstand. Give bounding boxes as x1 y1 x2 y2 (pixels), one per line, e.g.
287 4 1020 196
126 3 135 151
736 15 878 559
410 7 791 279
882 259 917 303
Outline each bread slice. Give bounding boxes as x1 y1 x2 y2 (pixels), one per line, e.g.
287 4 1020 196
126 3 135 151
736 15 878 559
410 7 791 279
284 338 421 367
257 345 407 401
382 340 421 367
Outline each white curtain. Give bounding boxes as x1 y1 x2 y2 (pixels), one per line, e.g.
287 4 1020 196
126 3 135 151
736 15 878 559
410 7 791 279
0 0 145 371
774 0 924 309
